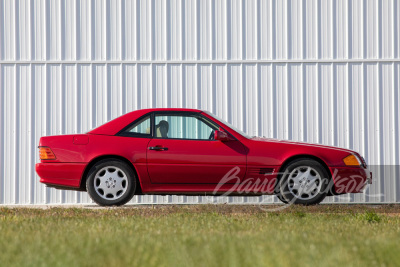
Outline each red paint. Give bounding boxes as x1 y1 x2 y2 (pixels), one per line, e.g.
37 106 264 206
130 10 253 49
73 135 89 145
35 108 371 196
36 163 85 188
214 129 235 141
330 167 371 193
147 138 247 184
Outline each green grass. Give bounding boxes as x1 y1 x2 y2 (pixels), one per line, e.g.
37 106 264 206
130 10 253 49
1 205 400 267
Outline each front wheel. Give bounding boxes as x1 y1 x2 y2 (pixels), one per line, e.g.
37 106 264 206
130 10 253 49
86 159 136 206
276 193 289 204
279 159 331 205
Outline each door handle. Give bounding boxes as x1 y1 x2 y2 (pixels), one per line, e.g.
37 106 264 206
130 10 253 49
148 146 168 151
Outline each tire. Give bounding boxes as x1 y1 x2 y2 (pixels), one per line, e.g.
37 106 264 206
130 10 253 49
86 159 136 206
276 193 289 204
279 159 330 205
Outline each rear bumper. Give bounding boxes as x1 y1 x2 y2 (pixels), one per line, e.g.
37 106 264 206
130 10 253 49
330 166 372 194
35 163 87 188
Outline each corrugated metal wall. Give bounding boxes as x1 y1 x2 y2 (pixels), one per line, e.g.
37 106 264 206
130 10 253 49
0 0 399 205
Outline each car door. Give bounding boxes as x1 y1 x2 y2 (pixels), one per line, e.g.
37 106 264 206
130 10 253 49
146 112 247 184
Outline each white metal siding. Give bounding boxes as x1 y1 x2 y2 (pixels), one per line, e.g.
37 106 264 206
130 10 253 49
0 0 399 204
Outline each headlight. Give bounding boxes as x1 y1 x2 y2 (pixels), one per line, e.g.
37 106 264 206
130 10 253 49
343 154 361 166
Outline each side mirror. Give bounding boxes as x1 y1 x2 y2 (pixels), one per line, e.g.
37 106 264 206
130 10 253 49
214 130 234 142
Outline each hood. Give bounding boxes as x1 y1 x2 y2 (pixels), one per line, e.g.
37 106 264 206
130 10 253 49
250 136 357 155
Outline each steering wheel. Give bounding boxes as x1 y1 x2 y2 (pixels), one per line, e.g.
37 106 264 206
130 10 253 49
208 130 215 140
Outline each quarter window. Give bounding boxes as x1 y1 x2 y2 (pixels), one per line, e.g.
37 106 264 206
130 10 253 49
124 116 151 135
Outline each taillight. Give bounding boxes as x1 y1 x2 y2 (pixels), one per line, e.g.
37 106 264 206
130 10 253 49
39 147 56 160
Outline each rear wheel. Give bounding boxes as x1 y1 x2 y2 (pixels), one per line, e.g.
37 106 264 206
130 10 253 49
279 159 330 205
86 159 136 206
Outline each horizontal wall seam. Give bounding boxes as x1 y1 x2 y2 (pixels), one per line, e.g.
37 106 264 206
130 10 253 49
1 59 400 64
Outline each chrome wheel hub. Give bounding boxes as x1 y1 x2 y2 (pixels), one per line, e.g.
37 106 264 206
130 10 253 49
287 166 322 200
94 166 128 200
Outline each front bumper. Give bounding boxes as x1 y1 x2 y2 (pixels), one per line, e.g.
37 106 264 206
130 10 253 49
330 166 372 194
35 162 87 188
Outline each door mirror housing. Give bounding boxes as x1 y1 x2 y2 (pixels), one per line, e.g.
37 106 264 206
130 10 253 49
214 130 234 141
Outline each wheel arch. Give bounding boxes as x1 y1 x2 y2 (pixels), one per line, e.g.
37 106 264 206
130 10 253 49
79 155 143 195
276 154 335 195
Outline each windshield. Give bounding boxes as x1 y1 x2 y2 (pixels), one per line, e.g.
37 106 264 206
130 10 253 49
203 111 251 139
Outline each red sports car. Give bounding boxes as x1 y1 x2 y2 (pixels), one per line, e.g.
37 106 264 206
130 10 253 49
36 108 372 206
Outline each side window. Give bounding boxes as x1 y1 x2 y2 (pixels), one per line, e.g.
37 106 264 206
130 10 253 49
124 116 151 135
154 114 219 140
